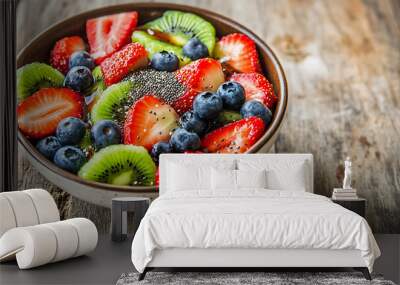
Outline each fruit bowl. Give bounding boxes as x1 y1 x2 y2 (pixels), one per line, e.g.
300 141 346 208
17 3 287 207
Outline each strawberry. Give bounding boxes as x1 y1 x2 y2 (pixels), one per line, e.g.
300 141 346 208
230 73 277 109
170 88 198 115
173 58 225 114
201 117 265 154
17 88 83 139
155 167 160 186
86 12 138 64
50 36 86 74
100 43 148 86
124 95 179 150
175 58 225 92
214 33 261 73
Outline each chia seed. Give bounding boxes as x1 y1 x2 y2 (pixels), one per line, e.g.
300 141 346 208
109 69 186 128
124 68 186 105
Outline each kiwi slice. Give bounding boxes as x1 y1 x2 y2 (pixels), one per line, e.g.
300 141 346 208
92 66 106 92
86 66 106 99
92 66 102 81
78 144 156 186
217 110 242 125
88 66 106 97
79 129 95 159
143 10 216 54
17 62 65 101
132 31 191 66
90 81 133 124
207 111 242 133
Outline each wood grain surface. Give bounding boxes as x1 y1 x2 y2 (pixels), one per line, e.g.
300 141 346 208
16 0 400 233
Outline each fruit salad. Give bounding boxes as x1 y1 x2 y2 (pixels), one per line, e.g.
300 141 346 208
17 10 278 187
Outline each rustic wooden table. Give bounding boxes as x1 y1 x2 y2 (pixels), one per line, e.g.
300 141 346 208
17 0 400 234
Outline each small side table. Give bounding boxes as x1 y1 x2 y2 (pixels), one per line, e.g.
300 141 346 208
111 197 150 242
331 198 366 218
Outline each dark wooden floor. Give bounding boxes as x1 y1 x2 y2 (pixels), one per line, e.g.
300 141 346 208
0 235 134 285
16 0 400 234
0 234 398 284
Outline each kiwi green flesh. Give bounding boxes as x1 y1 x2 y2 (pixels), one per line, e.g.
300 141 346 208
92 66 103 81
78 144 156 186
217 110 242 125
92 66 106 91
79 129 95 159
90 81 133 124
17 62 64 101
108 169 137 186
165 31 191 47
132 31 191 66
79 129 92 149
143 10 216 54
86 66 106 98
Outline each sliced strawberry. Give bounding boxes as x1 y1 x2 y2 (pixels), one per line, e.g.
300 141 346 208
86 12 138 64
155 167 160 186
214 33 261 73
17 88 83 139
100 43 148 86
124 95 179 150
170 88 198 115
175 58 225 92
201 117 265 154
50 36 86 74
173 58 225 114
230 73 277 109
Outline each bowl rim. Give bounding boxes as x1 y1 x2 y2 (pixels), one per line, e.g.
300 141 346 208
17 2 288 193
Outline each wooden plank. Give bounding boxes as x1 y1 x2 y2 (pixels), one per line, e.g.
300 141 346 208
17 0 400 233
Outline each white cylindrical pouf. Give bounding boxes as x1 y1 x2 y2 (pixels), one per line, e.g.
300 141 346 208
0 190 97 269
0 218 97 269
42 221 79 262
0 226 57 269
0 196 16 237
65 218 98 257
24 189 60 224
0 192 39 227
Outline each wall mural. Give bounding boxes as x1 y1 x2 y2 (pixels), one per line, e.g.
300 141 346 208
16 0 399 234
17 7 282 195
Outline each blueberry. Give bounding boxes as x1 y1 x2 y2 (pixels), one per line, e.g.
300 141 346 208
36 136 62 160
56 117 86 145
91 120 121 150
170 128 201 152
240 100 272 125
69 51 95 70
193 91 223 120
182 38 209 60
217 81 245 110
151 141 173 163
64 66 94 93
53 146 86 173
179 111 208 136
150 51 179 72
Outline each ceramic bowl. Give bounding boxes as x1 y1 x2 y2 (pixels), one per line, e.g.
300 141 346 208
17 3 288 207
